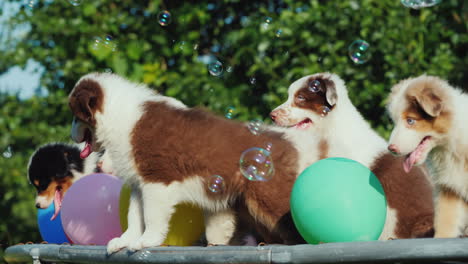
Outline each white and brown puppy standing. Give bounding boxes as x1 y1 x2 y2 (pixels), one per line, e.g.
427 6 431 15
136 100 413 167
68 73 318 253
387 74 468 238
271 72 435 239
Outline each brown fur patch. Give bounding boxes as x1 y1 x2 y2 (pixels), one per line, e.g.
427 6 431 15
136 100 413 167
402 79 452 134
131 102 301 242
292 75 336 115
370 152 434 238
318 139 328 160
434 186 466 237
68 79 104 126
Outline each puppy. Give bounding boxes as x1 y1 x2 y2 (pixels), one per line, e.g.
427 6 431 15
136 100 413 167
387 74 468 238
271 72 435 239
68 73 318 253
27 143 101 220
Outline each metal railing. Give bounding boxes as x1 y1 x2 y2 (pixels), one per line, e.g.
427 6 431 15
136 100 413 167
4 238 468 264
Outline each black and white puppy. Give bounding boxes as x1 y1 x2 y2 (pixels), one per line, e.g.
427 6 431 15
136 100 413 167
27 143 105 219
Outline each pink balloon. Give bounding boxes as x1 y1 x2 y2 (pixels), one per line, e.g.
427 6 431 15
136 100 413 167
61 173 123 245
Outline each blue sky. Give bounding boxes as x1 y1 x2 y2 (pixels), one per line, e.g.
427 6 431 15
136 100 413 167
0 1 46 100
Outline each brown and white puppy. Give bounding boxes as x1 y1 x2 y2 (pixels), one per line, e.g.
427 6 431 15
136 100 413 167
387 74 468 238
271 72 435 239
68 73 318 253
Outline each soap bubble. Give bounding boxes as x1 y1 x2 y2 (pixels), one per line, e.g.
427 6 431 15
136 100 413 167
240 147 274 181
262 17 273 30
250 77 257 85
68 0 82 6
401 0 441 9
208 175 225 193
348 40 371 64
225 106 236 119
247 119 264 136
226 66 233 73
158 10 172 26
3 146 13 159
92 35 117 52
308 79 321 92
275 29 283 38
26 0 37 10
208 61 223 76
320 106 331 117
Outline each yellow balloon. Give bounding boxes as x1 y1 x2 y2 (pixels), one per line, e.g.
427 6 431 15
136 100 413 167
119 184 205 246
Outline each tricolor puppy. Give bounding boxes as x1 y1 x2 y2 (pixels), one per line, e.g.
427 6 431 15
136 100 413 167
27 143 101 220
68 73 317 253
387 74 468 238
271 72 435 239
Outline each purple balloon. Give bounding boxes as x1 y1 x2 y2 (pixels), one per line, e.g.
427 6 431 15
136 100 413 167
61 173 123 245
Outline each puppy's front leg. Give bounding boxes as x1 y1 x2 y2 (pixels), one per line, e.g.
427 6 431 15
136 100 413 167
128 182 178 251
204 209 237 245
107 186 144 254
434 188 465 238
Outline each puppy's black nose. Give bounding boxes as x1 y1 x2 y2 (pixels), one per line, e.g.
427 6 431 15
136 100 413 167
35 203 41 209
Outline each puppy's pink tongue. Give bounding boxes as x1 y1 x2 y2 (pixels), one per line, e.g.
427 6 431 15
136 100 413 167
80 142 92 159
51 189 63 221
403 154 416 173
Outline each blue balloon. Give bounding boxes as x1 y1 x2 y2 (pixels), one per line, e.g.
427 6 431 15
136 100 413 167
37 202 69 244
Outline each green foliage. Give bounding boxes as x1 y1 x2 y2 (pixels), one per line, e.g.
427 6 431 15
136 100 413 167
0 0 467 255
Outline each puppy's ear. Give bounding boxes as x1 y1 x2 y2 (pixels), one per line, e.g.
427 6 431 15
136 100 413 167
68 79 104 126
322 78 337 106
415 86 443 117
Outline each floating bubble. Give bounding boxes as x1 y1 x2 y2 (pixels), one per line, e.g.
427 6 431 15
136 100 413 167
240 147 274 181
262 16 273 30
26 0 37 10
68 0 82 6
226 66 233 73
308 79 321 92
401 0 441 9
265 142 273 152
275 29 283 38
158 10 172 26
193 44 199 50
178 41 186 50
208 61 223 76
247 119 264 136
225 106 236 119
348 40 371 64
250 77 257 85
3 146 12 159
320 106 331 117
92 35 118 52
208 175 225 193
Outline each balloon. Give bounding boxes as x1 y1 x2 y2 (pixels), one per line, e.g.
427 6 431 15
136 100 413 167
37 202 70 244
290 157 387 244
61 173 123 245
119 184 205 246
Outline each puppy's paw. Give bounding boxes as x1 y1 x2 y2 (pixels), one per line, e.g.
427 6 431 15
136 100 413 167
107 236 133 254
128 234 164 251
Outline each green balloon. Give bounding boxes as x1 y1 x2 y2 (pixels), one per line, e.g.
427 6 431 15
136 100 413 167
291 157 387 244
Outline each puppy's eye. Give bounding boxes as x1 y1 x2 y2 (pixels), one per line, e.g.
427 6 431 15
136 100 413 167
406 118 416 125
297 95 306 101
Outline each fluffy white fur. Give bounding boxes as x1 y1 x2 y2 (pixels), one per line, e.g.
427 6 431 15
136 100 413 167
272 72 398 239
70 73 320 253
387 75 468 237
